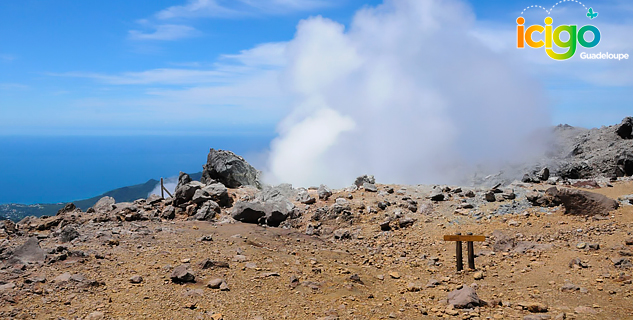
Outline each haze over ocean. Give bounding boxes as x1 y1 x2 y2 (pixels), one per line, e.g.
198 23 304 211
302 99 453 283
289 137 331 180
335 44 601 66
0 135 273 205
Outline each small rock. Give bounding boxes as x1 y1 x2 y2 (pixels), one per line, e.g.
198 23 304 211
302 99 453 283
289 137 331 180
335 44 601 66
576 242 587 249
84 311 105 320
171 265 195 283
407 282 423 292
524 315 551 320
207 278 224 289
129 275 143 284
389 272 400 279
447 285 481 309
473 271 484 280
613 258 632 269
318 185 332 200
426 279 440 288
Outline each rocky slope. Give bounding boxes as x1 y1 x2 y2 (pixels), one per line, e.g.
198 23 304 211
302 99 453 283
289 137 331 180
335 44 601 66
1 144 633 320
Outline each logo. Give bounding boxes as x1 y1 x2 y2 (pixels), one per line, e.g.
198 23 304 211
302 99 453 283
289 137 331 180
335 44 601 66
516 10 600 61
515 2 628 61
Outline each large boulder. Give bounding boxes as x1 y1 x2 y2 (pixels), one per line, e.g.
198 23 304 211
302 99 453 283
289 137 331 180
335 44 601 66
192 183 231 207
173 172 204 207
264 200 295 227
615 117 633 139
552 187 619 216
231 199 295 227
201 149 261 188
232 202 266 224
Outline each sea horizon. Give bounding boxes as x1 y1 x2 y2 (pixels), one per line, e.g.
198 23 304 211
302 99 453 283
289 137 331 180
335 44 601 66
0 135 274 205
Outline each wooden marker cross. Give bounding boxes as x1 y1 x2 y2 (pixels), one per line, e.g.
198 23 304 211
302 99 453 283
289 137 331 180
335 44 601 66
443 233 485 271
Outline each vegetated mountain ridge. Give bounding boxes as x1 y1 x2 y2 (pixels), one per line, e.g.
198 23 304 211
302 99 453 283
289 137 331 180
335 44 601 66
0 173 202 222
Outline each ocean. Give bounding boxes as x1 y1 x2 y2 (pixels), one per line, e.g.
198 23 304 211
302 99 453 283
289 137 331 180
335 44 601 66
0 135 274 205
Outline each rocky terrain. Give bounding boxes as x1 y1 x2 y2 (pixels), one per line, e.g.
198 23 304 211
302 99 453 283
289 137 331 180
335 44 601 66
1 119 633 320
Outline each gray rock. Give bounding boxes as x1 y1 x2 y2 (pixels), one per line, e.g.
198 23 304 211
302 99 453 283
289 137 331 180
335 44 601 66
93 196 115 213
560 283 579 292
161 205 176 219
297 188 316 204
84 311 105 320
448 285 481 309
57 203 77 215
192 183 231 207
537 167 550 181
9 237 46 264
231 202 266 224
60 226 79 243
398 217 415 228
207 278 224 289
428 188 445 201
173 172 204 207
264 199 295 227
615 116 633 139
354 175 375 187
257 184 296 203
613 257 632 269
333 228 351 239
318 185 332 200
193 200 220 221
146 194 162 205
129 275 143 284
201 148 261 188
524 315 551 320
363 182 378 192
171 265 195 283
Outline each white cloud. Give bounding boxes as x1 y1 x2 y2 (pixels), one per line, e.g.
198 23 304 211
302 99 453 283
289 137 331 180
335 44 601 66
0 83 29 90
264 0 551 187
0 54 16 62
156 0 332 19
53 69 231 85
128 24 200 41
221 42 287 67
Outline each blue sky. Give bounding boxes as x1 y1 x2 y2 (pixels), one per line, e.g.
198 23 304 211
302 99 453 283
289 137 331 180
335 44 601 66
1 0 632 136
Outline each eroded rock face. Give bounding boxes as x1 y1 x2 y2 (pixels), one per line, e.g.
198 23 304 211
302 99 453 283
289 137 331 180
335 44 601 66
201 149 261 188
9 237 46 264
615 117 633 139
554 187 619 216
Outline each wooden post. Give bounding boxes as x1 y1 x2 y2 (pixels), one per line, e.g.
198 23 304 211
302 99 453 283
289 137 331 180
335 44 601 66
467 232 475 269
455 232 463 271
443 234 485 272
161 178 165 199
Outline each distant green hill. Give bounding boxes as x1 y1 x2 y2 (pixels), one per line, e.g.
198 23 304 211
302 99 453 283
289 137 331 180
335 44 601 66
0 172 202 222
72 178 159 210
